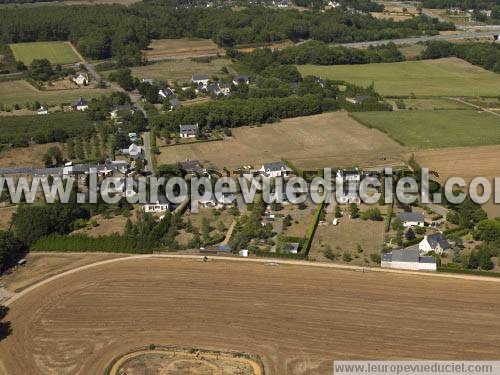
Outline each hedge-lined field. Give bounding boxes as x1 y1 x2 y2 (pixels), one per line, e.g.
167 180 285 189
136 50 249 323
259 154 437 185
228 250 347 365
352 110 500 149
0 112 96 145
9 41 81 65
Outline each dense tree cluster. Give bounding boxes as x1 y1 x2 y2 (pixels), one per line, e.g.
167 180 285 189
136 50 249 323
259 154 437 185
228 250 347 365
236 41 404 66
0 231 24 272
421 41 500 73
0 3 454 65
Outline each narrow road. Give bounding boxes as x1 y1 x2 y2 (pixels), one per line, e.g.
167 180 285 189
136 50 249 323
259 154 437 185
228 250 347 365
334 30 499 48
447 97 500 118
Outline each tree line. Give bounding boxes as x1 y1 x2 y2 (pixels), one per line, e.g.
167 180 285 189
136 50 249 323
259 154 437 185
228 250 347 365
421 41 500 73
0 2 454 66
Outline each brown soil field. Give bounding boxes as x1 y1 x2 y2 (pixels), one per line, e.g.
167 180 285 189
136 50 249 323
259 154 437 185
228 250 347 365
413 146 500 218
0 143 63 168
158 112 407 170
0 206 15 231
2 257 500 374
144 39 224 60
0 252 128 294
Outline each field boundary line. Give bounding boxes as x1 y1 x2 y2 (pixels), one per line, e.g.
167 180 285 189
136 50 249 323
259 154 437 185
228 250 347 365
446 97 500 118
6 253 500 307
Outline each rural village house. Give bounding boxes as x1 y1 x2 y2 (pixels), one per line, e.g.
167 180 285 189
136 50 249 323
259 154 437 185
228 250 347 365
72 72 89 86
179 124 199 138
72 97 88 111
143 195 170 213
259 161 292 178
346 96 369 105
397 212 425 227
159 87 175 99
121 143 144 160
37 106 48 115
110 104 133 120
191 74 210 88
419 233 450 255
381 246 437 271
169 98 182 111
180 160 203 176
336 169 361 204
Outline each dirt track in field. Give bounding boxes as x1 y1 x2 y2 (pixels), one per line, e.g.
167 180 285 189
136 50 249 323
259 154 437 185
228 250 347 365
1 257 500 374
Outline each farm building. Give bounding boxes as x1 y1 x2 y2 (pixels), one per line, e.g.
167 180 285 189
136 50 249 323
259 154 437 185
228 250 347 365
397 212 425 227
381 246 437 271
179 124 199 138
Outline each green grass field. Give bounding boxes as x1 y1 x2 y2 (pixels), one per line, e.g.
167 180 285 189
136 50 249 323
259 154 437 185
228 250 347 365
123 57 235 83
9 41 81 65
0 80 112 107
297 58 500 97
352 110 500 149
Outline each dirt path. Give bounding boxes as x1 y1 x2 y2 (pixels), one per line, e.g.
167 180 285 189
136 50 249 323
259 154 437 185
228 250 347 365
5 253 500 307
220 220 236 245
3 256 500 374
447 97 500 118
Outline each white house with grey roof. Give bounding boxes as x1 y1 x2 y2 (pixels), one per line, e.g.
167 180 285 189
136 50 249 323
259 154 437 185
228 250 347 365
259 161 292 178
381 246 437 271
419 233 450 255
232 75 250 85
191 74 210 88
179 124 198 138
397 211 425 227
73 97 88 111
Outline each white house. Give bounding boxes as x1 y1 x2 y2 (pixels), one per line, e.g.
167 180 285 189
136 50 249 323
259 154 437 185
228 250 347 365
381 246 436 271
259 161 292 178
191 74 210 88
143 196 170 213
336 169 361 205
72 72 89 86
179 124 198 138
419 233 450 255
121 143 144 159
396 211 425 227
37 106 48 115
72 97 88 111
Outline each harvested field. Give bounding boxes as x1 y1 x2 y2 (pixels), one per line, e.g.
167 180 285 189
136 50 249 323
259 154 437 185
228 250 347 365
2 257 500 374
413 146 500 218
144 38 223 60
0 143 62 167
297 58 500 97
158 112 407 170
9 41 81 65
0 80 112 107
0 252 128 294
128 58 234 83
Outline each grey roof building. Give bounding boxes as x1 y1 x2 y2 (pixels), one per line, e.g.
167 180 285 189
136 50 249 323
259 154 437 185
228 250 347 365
381 245 436 271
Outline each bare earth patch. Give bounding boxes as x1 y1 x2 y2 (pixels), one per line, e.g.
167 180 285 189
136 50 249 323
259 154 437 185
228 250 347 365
144 39 224 60
109 347 263 375
2 258 500 374
0 143 63 168
158 112 407 170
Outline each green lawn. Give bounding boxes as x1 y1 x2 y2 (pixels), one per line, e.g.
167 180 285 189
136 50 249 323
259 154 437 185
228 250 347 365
0 80 112 107
297 58 500 97
9 41 81 65
352 110 500 149
123 57 235 83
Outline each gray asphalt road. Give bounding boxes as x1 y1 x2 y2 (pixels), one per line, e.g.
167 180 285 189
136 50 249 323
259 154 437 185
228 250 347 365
333 30 499 48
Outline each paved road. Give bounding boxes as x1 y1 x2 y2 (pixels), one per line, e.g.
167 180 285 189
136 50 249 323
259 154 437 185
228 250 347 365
334 30 499 48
